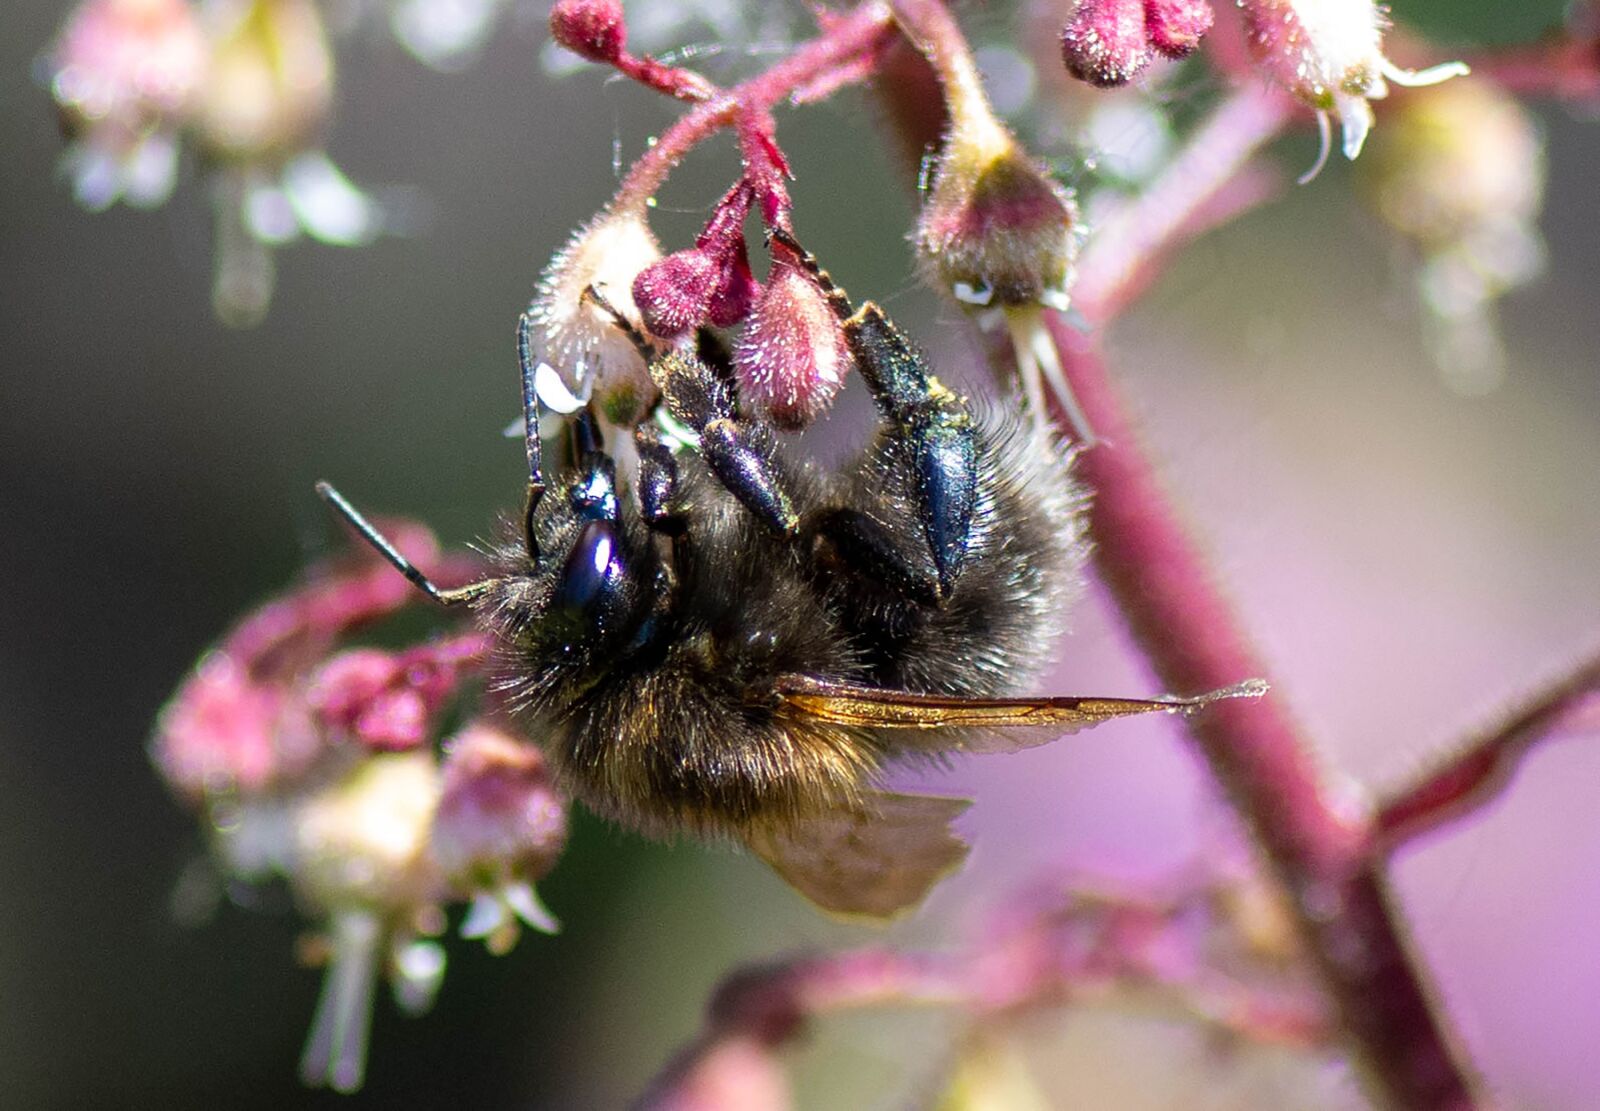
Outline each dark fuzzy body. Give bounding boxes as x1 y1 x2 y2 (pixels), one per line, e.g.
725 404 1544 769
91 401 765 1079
479 409 1086 841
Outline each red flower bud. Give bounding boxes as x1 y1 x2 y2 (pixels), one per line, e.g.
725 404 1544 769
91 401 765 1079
548 0 625 64
633 248 719 339
734 252 849 429
1061 0 1151 88
706 238 759 328
1143 0 1213 60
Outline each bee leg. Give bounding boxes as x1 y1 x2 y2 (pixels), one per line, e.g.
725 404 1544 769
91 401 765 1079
845 306 978 599
768 228 978 597
634 424 687 602
653 350 800 538
804 506 941 607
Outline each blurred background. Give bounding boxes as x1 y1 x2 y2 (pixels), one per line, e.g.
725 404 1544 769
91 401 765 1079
2 0 1597 1107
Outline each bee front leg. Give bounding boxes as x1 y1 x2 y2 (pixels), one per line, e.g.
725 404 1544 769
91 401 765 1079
651 351 801 538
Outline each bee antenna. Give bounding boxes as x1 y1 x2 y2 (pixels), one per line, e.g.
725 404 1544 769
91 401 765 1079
517 312 547 562
581 284 655 363
315 482 495 607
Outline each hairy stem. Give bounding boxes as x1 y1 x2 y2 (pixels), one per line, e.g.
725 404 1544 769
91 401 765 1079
1042 323 1478 1109
611 2 893 212
1375 648 1600 851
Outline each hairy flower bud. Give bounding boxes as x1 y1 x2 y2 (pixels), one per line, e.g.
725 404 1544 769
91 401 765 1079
196 0 334 161
917 137 1080 311
633 248 720 339
1143 0 1213 60
1061 0 1152 88
733 251 850 429
549 0 626 64
1239 0 1467 175
528 204 663 424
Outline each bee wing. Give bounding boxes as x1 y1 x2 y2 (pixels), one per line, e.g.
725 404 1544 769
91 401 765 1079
774 674 1269 754
746 793 971 921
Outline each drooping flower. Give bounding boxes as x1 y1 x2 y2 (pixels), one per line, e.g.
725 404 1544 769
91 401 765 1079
733 244 850 429
431 722 568 953
527 203 665 425
1359 78 1546 393
153 524 575 1093
914 79 1092 441
46 0 208 210
1238 0 1468 180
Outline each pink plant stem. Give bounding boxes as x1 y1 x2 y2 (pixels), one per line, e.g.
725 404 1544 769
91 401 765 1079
1043 321 1477 1109
611 3 893 211
1375 649 1600 851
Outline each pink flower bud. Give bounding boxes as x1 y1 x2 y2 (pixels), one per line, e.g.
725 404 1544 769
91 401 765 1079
706 238 760 328
154 651 321 799
734 252 850 429
430 723 568 888
633 249 720 339
1143 0 1213 60
1060 0 1151 89
548 0 626 64
309 636 483 751
50 0 207 130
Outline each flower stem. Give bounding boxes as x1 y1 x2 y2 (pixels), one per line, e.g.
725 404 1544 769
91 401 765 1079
1043 322 1479 1110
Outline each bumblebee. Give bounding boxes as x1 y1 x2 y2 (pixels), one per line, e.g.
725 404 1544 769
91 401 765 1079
319 229 1256 919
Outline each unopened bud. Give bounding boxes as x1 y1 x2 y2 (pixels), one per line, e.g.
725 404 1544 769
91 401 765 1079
548 0 626 65
917 138 1080 311
154 651 321 800
431 723 568 888
1061 0 1151 88
633 248 719 339
1143 0 1213 60
734 252 850 429
196 0 335 161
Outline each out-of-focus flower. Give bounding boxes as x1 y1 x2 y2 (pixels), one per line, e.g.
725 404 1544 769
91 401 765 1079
1359 78 1546 394
154 527 571 1093
1238 0 1468 179
46 0 208 210
528 203 666 425
196 0 386 326
387 0 508 71
432 722 568 953
732 242 850 429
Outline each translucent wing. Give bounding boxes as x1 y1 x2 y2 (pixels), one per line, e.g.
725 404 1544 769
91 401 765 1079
746 792 972 921
774 674 1268 754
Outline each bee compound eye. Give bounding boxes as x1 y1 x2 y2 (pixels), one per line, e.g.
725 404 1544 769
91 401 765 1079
553 519 628 620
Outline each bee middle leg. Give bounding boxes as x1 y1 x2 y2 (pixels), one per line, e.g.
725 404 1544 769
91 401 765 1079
768 228 979 599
